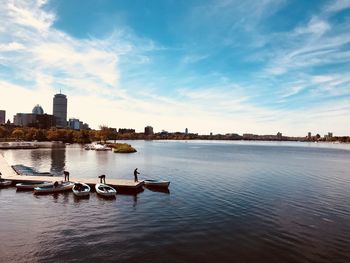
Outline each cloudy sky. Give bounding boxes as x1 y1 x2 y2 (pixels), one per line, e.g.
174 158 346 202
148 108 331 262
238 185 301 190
0 0 350 135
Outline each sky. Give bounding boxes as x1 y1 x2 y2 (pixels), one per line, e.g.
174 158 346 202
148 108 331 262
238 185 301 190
0 0 350 136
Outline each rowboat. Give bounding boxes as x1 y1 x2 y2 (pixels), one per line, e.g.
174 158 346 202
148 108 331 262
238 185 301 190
34 181 74 194
16 181 53 190
95 183 117 197
144 179 170 188
72 182 90 197
0 179 11 187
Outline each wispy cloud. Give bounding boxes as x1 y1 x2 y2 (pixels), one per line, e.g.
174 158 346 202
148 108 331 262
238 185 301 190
0 0 350 135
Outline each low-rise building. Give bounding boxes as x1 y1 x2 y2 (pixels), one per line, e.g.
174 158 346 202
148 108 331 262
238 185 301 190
14 113 55 128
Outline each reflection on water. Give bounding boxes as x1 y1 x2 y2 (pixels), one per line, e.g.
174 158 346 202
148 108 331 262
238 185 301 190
144 185 170 194
50 143 66 175
1 141 350 263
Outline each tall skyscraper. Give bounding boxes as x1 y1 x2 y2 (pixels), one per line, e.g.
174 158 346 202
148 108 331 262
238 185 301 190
53 93 67 127
0 110 5 124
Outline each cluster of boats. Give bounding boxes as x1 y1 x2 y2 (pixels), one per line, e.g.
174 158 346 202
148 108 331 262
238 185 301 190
1 179 170 197
84 144 112 151
14 181 118 197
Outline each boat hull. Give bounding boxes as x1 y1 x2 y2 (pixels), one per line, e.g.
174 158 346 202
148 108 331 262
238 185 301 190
144 180 170 188
34 182 74 194
95 183 117 197
16 182 53 190
0 180 12 187
72 183 91 197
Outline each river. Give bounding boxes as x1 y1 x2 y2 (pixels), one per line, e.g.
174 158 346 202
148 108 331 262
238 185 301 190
0 140 349 262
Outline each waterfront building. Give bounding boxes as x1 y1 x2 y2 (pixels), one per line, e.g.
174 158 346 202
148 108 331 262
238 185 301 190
308 132 312 140
14 113 36 126
14 105 55 128
68 118 89 130
68 118 81 130
13 113 55 128
185 128 188 134
0 110 5 124
145 126 154 135
53 93 68 128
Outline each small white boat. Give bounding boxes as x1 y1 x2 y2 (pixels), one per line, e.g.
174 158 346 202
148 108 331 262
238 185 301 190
16 181 53 190
34 181 74 194
0 179 12 187
95 183 116 197
72 182 90 197
95 147 112 151
144 180 170 188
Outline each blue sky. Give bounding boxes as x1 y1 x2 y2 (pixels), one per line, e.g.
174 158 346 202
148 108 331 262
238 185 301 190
0 0 350 135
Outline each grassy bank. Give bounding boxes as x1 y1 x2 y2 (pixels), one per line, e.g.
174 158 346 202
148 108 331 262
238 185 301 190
107 143 137 153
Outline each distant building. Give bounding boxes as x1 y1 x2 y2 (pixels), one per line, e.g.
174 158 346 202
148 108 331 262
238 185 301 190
160 130 168 135
185 128 188 134
35 114 56 128
14 113 55 128
68 118 89 130
277 132 282 140
308 132 311 140
14 113 36 126
68 118 81 130
0 110 5 124
81 123 90 130
118 128 135 134
32 104 44 115
144 126 154 135
324 132 333 141
53 93 67 127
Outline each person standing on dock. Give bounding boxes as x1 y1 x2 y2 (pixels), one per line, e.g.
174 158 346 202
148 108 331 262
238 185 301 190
64 171 70 182
134 168 140 182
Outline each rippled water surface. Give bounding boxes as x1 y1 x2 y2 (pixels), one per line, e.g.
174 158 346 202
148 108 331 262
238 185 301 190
1 141 350 263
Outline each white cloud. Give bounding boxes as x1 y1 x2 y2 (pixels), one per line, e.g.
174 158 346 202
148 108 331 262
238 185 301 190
0 42 25 51
325 0 350 13
0 0 349 136
6 0 55 32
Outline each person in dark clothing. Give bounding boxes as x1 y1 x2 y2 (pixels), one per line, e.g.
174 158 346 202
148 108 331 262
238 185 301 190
98 174 106 184
64 171 70 182
134 168 140 182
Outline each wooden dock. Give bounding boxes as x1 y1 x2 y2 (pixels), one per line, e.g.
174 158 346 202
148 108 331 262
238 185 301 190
0 154 144 190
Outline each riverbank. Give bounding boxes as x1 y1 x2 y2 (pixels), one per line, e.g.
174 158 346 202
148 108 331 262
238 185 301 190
107 143 137 153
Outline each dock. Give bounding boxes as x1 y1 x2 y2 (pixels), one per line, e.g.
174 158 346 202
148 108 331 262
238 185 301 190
0 154 144 191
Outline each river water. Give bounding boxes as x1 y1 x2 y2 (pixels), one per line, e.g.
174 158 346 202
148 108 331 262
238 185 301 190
0 140 350 263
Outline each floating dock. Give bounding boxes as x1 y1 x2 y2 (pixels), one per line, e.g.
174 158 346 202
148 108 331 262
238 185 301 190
0 154 144 190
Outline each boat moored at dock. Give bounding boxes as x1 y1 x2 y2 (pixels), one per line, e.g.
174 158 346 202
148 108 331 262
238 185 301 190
16 181 53 190
144 179 170 188
0 178 12 187
34 181 74 194
95 183 117 197
72 182 90 197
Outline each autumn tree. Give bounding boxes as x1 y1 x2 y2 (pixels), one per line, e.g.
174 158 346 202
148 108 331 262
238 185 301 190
11 128 24 140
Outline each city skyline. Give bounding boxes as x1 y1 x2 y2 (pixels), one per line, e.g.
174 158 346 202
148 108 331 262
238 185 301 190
1 0 350 135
